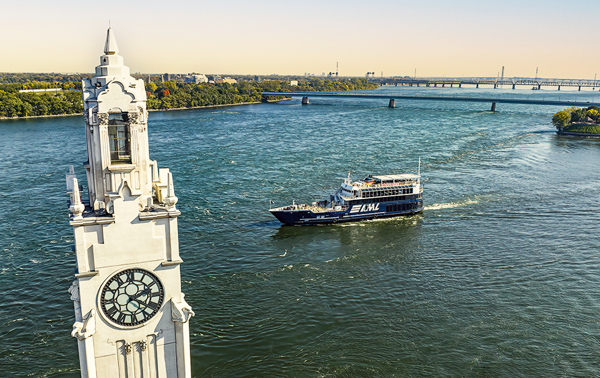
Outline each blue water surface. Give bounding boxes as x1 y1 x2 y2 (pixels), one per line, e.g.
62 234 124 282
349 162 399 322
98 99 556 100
1 86 600 377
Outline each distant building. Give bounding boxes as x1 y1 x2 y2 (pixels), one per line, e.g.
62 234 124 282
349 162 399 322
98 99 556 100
184 74 208 84
212 76 237 84
290 81 298 86
162 73 172 82
19 88 62 93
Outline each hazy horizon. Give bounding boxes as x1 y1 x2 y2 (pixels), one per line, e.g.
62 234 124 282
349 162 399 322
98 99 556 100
2 0 599 80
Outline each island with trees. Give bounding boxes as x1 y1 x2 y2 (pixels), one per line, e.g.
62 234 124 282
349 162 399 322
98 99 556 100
552 106 600 137
0 73 377 118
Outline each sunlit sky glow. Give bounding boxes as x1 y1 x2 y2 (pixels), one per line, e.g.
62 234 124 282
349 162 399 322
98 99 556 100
2 0 599 79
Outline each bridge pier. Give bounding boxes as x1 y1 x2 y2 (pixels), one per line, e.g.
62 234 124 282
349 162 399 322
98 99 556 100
494 83 497 89
491 102 496 112
579 86 581 91
388 99 395 108
558 85 561 91
459 83 462 88
450 84 453 88
476 83 479 88
302 96 309 105
512 84 515 90
434 83 437 87
442 84 445 87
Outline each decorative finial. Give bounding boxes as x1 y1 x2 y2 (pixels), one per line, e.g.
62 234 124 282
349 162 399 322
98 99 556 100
104 27 119 55
69 178 85 220
163 172 178 210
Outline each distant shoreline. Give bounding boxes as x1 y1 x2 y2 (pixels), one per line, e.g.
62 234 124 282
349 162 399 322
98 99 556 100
0 99 291 121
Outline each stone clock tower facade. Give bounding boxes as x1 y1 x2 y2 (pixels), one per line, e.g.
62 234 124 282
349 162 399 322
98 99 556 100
66 28 194 378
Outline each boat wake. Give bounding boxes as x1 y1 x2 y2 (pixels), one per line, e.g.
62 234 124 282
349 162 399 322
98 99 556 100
425 198 479 210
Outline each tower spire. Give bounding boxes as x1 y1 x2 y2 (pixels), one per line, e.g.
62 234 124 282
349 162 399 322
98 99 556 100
103 27 119 55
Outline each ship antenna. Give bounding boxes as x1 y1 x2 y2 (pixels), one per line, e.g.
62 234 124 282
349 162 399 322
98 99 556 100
418 157 421 177
347 171 351 183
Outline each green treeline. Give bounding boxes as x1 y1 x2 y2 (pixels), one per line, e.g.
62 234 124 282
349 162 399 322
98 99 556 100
0 81 83 117
0 78 377 118
144 78 377 110
145 81 261 109
552 106 600 133
257 78 376 93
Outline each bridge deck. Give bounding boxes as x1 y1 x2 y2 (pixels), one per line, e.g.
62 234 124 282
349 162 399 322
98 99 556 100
261 92 600 107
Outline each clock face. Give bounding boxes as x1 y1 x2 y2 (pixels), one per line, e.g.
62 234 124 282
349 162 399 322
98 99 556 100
100 268 164 327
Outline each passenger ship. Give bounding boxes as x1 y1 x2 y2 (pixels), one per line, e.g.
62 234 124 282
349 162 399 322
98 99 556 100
270 172 424 225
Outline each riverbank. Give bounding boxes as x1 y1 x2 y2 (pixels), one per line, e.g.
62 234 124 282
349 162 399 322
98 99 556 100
0 99 291 120
557 131 600 138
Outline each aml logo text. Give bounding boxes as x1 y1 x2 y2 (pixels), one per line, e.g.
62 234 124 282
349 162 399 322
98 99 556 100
350 203 380 214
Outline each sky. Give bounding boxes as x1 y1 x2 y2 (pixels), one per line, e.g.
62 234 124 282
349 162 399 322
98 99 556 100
2 0 599 79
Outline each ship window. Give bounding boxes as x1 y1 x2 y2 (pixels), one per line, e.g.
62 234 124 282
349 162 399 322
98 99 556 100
108 112 131 163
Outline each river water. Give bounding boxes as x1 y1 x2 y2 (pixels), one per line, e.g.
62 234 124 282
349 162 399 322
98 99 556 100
1 86 600 377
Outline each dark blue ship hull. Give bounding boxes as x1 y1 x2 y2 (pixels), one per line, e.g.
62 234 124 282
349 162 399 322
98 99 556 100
270 198 424 225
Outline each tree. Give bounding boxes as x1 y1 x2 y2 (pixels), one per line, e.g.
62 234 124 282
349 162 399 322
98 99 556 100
586 108 599 121
163 81 177 91
552 110 570 131
570 107 587 122
146 82 157 93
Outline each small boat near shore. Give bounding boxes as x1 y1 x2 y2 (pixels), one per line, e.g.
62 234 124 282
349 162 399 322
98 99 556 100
270 171 424 225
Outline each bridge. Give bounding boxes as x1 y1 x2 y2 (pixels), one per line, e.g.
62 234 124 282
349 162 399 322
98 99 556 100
261 91 600 111
370 77 599 91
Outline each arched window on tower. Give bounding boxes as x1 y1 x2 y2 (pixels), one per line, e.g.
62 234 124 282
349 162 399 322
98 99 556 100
108 112 131 163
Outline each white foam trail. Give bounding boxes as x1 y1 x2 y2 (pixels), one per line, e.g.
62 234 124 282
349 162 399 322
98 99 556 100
425 198 479 210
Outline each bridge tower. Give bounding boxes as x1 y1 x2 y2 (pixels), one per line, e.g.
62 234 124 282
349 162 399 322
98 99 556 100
66 28 194 378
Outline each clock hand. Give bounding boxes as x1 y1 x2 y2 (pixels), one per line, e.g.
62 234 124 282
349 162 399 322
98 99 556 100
131 288 151 300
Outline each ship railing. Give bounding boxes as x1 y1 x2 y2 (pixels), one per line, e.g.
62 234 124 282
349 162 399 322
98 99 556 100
356 181 418 190
340 190 421 200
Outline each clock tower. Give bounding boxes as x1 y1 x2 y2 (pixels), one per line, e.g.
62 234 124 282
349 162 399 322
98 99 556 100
66 28 194 378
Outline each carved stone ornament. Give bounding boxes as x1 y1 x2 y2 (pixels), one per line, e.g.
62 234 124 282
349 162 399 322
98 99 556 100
68 280 80 301
97 113 109 126
163 172 178 210
127 111 140 125
72 309 97 340
171 293 195 323
69 178 85 220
